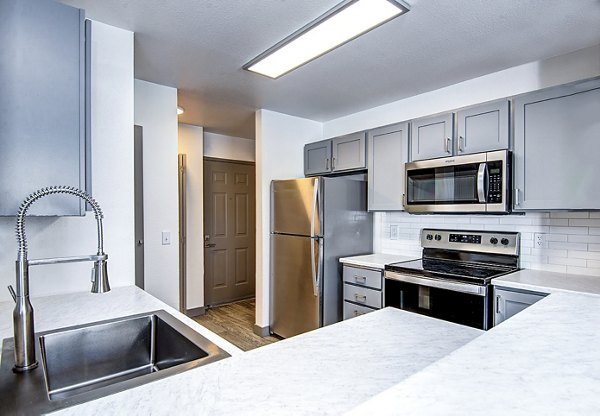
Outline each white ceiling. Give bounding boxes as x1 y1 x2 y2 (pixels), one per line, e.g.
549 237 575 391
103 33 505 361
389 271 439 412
59 0 600 139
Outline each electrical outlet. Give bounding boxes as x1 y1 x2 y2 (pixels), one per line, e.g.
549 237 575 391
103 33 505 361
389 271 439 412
162 231 171 245
390 224 399 240
534 233 547 248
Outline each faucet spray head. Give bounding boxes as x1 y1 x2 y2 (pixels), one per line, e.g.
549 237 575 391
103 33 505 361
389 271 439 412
91 258 110 293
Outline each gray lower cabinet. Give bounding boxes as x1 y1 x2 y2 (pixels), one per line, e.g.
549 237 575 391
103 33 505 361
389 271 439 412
367 123 408 211
513 78 600 210
456 99 509 155
410 113 454 161
304 133 366 176
493 286 547 326
0 0 87 216
342 265 383 320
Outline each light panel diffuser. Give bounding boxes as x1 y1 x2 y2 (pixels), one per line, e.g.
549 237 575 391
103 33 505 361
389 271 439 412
245 0 410 79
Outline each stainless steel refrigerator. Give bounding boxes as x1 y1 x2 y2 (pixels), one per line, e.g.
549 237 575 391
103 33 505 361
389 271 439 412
270 175 373 338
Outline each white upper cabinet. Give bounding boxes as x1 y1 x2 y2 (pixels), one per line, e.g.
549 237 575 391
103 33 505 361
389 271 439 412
367 123 408 211
513 78 600 210
410 113 454 161
456 99 510 155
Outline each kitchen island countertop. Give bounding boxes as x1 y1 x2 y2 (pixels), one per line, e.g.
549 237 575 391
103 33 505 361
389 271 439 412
0 286 481 415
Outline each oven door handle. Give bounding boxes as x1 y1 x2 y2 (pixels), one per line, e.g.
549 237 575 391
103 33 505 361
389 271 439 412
385 271 487 296
477 163 488 203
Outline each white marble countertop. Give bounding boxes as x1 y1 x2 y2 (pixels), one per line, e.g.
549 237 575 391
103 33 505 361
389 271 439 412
339 253 417 269
493 268 600 295
347 291 600 415
22 300 479 415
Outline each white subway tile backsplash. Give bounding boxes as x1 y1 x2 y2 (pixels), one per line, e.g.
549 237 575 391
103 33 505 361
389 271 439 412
548 226 589 235
569 219 600 227
550 212 590 219
548 257 587 267
377 211 600 279
548 241 588 251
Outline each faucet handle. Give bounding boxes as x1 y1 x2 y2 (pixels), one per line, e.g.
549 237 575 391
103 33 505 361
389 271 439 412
8 285 16 302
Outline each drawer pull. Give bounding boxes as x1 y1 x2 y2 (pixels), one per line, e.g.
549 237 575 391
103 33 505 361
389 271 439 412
354 310 360 317
354 275 367 284
354 294 367 303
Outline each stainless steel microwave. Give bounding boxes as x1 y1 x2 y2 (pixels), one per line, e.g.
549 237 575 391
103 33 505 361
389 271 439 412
403 150 511 214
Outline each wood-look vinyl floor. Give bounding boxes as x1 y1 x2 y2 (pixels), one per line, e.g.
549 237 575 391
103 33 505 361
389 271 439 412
193 299 280 351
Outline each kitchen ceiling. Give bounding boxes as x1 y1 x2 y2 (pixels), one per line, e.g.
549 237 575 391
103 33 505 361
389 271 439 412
59 0 600 139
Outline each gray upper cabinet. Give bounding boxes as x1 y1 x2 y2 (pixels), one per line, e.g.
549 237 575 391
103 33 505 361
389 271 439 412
456 99 509 155
410 113 454 161
513 78 600 210
494 286 546 326
367 123 408 211
0 0 86 216
331 132 366 173
304 140 332 176
304 133 366 176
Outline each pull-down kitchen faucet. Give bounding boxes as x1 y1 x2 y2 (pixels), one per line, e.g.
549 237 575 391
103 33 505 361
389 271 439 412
8 186 110 372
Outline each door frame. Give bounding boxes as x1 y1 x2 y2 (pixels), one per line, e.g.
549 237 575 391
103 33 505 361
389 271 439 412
203 156 256 308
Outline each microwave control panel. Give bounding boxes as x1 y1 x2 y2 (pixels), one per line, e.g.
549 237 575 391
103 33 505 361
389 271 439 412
487 163 503 203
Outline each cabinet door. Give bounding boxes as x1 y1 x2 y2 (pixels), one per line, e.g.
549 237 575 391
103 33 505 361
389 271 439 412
410 113 454 161
456 99 509 155
304 139 332 176
0 0 86 216
331 132 366 172
494 287 546 326
513 79 600 210
367 123 408 211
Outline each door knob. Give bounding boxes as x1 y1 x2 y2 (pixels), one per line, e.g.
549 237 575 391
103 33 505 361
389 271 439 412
137 239 143 246
205 243 216 248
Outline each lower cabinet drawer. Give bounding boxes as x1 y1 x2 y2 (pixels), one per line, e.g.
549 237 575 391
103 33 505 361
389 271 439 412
343 265 382 289
343 284 382 309
343 301 376 320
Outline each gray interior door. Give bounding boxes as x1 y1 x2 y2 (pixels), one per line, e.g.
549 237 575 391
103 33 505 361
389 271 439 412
134 125 144 290
203 158 256 306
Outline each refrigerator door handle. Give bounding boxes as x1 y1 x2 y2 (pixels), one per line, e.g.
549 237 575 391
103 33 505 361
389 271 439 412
310 178 320 237
310 236 322 297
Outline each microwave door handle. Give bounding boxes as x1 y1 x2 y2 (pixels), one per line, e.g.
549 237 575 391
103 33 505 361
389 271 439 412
477 163 487 203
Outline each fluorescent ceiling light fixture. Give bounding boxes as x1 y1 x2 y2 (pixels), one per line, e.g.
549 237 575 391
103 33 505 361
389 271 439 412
244 0 410 79
177 106 185 115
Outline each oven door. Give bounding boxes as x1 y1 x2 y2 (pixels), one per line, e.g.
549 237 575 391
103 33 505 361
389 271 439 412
385 271 491 330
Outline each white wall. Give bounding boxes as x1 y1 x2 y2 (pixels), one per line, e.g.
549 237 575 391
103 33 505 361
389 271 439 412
204 132 255 162
321 43 600 278
324 44 600 138
134 80 180 309
178 123 204 310
0 21 134 302
255 110 323 330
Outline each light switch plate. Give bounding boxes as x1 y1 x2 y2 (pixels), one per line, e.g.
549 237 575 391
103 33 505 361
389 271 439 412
390 224 399 240
162 231 171 245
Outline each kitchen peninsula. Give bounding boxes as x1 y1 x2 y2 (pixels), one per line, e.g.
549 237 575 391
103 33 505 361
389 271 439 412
1 283 600 415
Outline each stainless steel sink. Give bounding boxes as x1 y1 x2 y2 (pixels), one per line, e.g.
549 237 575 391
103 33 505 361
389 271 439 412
0 310 230 414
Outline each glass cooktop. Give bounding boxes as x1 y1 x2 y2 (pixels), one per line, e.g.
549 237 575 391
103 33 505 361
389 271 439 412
385 258 517 285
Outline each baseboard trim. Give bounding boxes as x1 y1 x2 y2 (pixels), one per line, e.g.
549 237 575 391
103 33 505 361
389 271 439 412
186 306 206 317
253 324 270 337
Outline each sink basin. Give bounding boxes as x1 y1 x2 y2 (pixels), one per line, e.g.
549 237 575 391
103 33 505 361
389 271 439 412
0 310 230 414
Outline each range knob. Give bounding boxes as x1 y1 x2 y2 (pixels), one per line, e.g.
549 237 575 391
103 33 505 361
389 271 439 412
426 234 433 241
435 234 442 241
501 238 510 246
490 237 498 245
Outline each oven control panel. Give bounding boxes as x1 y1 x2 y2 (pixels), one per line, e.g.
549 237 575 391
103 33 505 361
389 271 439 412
421 229 520 255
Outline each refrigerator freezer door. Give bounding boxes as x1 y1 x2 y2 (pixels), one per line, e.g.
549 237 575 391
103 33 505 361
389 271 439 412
270 233 321 338
271 178 322 237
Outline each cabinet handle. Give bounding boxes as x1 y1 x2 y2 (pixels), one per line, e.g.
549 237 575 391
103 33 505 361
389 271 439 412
332 157 336 170
326 158 330 170
459 136 465 152
444 137 452 154
354 310 360 317
496 295 501 314
514 188 520 206
354 275 367 284
355 294 367 303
